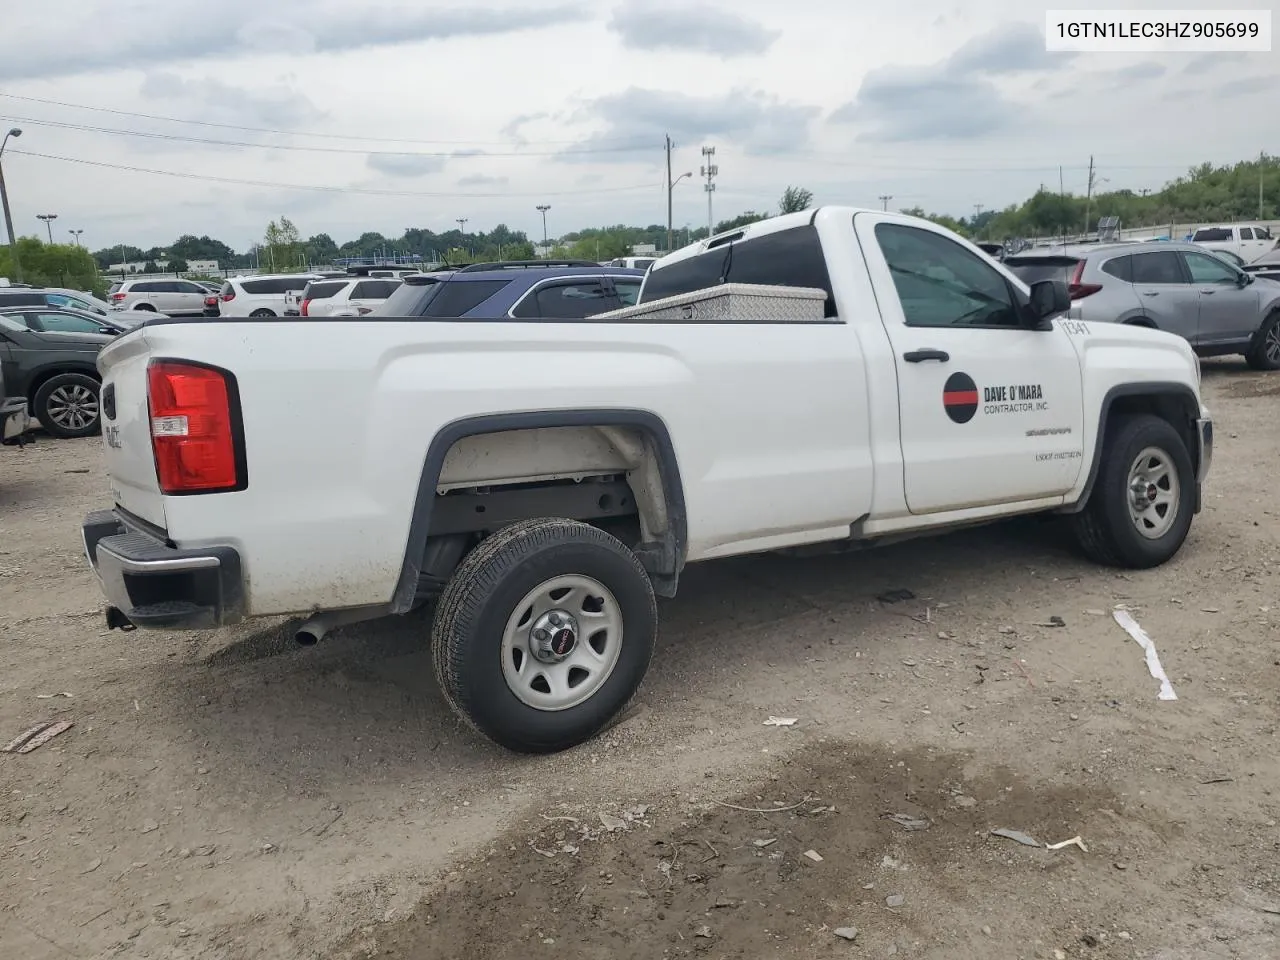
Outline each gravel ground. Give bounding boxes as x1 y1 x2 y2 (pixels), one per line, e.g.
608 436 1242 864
1 360 1278 960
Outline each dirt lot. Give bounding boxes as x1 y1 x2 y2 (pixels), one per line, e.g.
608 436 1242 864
2 361 1278 960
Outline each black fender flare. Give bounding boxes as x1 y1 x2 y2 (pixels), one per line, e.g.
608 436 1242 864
1061 381 1202 516
391 409 688 612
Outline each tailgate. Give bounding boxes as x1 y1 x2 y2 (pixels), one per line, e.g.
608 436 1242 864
97 329 167 528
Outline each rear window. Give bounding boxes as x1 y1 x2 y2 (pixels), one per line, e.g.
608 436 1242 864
219 282 233 297
304 281 347 301
131 281 163 292
0 292 44 307
351 279 401 299
640 224 835 316
1130 251 1186 284
108 282 122 295
1004 257 1080 285
419 279 510 317
1191 227 1232 242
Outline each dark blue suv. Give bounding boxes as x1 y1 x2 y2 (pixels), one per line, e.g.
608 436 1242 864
373 260 646 319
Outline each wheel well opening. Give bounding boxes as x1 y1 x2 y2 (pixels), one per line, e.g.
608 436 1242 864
414 424 681 601
1107 392 1199 473
28 368 99 404
1123 317 1157 328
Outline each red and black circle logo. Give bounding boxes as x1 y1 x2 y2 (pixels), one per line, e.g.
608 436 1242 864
943 372 979 424
552 628 576 656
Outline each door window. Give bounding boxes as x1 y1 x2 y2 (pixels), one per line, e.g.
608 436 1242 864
1183 251 1240 284
1130 252 1186 284
614 279 642 306
874 223 1020 328
513 281 615 319
1239 227 1255 240
33 312 109 333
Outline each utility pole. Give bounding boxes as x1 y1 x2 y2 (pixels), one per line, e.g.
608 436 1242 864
456 218 468 260
536 205 550 256
69 228 83 246
665 136 692 252
0 127 22 281
1083 155 1096 236
700 145 717 236
37 213 57 244
878 194 893 211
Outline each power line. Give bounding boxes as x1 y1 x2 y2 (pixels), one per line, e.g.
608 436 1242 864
0 92 647 147
0 115 655 159
5 148 664 199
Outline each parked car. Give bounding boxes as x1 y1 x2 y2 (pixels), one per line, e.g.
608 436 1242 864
373 261 645 318
1004 241 1280 369
1242 247 1280 283
1189 224 1277 264
0 287 165 327
605 257 657 271
297 277 403 317
218 274 322 317
1 351 31 443
0 307 120 438
83 207 1212 753
108 278 208 316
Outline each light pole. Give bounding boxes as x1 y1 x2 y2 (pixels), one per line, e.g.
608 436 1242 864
37 213 57 244
0 127 23 281
536 205 550 256
69 229 84 247
878 194 893 211
456 218 468 260
667 172 691 251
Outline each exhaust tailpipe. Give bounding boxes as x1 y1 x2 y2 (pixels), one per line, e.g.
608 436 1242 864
293 605 390 646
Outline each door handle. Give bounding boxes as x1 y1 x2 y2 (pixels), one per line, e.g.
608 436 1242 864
1141 291 1159 297
1199 289 1216 295
903 349 950 363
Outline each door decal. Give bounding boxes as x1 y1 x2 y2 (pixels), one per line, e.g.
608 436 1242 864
942 372 979 424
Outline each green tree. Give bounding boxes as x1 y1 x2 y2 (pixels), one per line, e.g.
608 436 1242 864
0 239 104 295
143 260 159 274
779 186 814 214
168 257 189 273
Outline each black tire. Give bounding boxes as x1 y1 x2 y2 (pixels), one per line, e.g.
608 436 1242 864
1245 311 1280 371
1070 413 1195 569
432 518 657 753
250 308 276 318
34 372 101 439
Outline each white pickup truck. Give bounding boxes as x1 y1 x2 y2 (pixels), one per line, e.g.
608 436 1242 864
1190 223 1277 264
82 208 1213 753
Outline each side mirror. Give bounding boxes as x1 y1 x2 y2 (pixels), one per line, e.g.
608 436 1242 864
1028 279 1070 324
1237 271 1252 286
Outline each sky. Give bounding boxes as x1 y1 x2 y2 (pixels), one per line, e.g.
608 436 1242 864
0 0 1275 253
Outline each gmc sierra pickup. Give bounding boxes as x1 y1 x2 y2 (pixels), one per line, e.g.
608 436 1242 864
82 208 1212 753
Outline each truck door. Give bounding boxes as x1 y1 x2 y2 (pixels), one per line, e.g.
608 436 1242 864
854 214 1086 515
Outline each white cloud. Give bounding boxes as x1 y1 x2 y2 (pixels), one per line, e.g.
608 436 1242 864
0 0 1273 252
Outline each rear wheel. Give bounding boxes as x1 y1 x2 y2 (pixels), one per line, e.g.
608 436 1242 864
1245 311 1280 371
1070 414 1195 568
249 308 276 318
431 518 657 753
34 372 101 439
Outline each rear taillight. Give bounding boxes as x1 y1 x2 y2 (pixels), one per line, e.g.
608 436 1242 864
146 361 242 494
1067 260 1102 300
300 299 310 316
221 291 235 302
204 296 217 306
111 292 126 302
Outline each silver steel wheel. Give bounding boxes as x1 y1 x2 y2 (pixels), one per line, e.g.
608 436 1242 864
1126 445 1180 539
46 383 99 431
1265 321 1280 365
500 574 623 712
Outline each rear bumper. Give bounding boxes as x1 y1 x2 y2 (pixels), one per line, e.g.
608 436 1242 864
2 397 31 441
82 509 245 630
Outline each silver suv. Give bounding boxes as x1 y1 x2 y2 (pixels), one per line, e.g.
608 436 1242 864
1006 241 1280 370
108 278 208 316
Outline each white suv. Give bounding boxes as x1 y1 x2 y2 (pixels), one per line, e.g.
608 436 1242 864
299 277 403 317
108 278 208 315
218 274 321 317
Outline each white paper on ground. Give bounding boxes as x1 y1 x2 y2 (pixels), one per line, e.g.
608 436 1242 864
1112 610 1177 701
